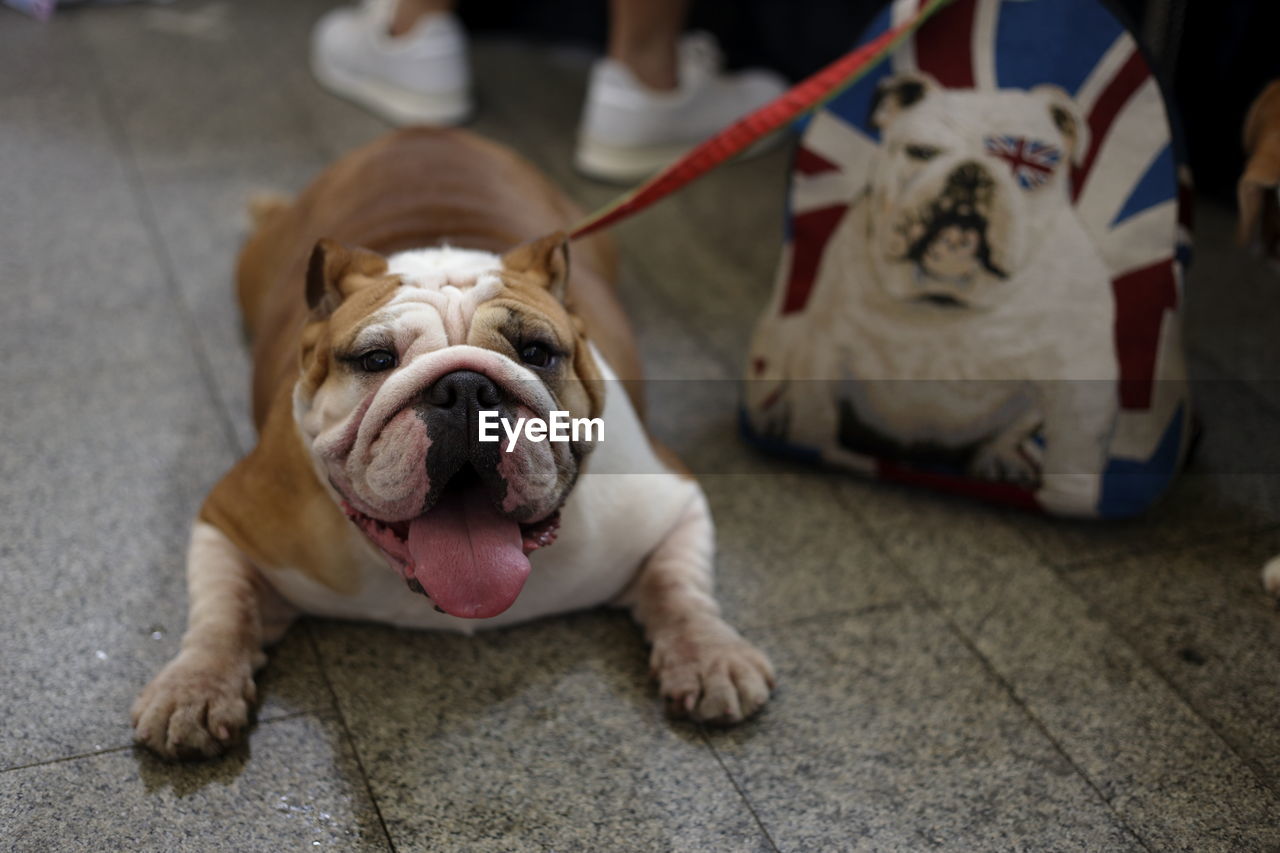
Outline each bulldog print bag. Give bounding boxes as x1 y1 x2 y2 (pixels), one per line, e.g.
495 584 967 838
742 0 1194 518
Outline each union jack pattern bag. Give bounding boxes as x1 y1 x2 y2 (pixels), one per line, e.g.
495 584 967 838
743 0 1193 518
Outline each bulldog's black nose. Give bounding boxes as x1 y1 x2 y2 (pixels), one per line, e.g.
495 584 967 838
948 161 991 194
425 370 501 411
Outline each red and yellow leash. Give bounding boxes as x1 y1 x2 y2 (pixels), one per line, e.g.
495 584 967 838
567 0 954 241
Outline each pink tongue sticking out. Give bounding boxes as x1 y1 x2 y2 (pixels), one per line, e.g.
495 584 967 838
405 480 531 619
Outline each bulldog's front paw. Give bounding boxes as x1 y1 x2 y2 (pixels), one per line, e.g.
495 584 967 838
132 651 257 760
970 436 1040 486
650 620 775 725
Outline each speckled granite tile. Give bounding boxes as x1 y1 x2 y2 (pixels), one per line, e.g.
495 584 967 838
294 37 595 171
708 607 1143 852
0 104 328 767
137 154 330 453
0 714 390 852
602 124 791 372
698 470 919 630
312 613 771 852
1184 200 1280 391
571 145 792 378
622 271 742 382
73 2 322 175
0 336 331 770
0 8 96 98
288 50 394 163
1067 528 1280 788
0 89 154 326
640 375 760 471
863 506 1280 852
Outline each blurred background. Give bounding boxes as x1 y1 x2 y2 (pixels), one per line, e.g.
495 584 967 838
451 0 1279 201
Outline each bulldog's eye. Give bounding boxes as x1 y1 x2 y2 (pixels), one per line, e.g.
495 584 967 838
905 144 940 161
519 342 556 369
358 349 397 372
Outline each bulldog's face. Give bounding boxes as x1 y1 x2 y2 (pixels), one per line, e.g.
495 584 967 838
864 73 1087 308
292 233 603 619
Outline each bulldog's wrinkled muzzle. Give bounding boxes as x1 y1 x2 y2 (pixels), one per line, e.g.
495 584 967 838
901 161 1008 287
313 346 570 619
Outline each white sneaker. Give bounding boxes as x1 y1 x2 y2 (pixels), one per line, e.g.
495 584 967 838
575 33 788 183
311 1 472 126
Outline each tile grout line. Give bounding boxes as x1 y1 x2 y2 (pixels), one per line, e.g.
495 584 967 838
699 599 988 853
931 620 1156 853
1016 510 1280 791
1049 557 1280 795
829 493 1159 851
697 728 783 853
0 744 135 776
304 623 399 853
75 21 245 460
0 710 317 777
287 81 406 853
707 602 964 853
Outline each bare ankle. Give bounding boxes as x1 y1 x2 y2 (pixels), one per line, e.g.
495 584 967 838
388 0 452 38
612 42 679 91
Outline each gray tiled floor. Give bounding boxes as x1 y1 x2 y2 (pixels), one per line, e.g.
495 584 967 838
3 1 1279 851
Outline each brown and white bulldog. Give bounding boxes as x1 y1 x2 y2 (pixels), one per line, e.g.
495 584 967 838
132 128 774 759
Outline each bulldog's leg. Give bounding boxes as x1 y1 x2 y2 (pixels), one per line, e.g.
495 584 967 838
617 489 775 724
1035 381 1115 515
132 521 296 759
970 406 1044 486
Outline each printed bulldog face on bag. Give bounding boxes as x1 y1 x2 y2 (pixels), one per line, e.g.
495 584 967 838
744 0 1192 518
863 73 1086 309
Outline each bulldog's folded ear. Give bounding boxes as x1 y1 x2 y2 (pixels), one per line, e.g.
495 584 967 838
1033 85 1089 166
305 238 389 318
501 231 570 301
869 72 936 131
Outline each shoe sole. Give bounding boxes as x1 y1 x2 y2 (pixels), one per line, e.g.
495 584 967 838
574 131 786 185
312 56 471 127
